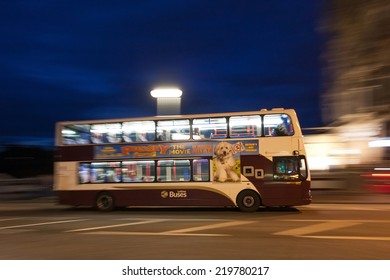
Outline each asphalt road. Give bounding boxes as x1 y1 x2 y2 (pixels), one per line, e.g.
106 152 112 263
0 192 389 260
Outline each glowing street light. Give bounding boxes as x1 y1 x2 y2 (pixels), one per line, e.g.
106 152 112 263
150 88 182 98
150 88 182 115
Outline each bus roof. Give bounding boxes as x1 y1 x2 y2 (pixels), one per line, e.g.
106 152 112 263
57 108 296 125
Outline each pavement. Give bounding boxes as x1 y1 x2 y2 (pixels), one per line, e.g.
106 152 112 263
0 184 53 201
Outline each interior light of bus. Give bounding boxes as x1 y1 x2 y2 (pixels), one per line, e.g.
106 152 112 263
171 134 191 140
197 124 227 129
157 120 189 127
193 118 226 125
91 124 122 133
62 129 76 135
122 121 155 132
264 114 290 125
264 117 281 125
230 116 261 126
123 121 153 127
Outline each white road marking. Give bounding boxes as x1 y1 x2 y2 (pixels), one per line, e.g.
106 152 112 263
303 235 390 241
274 219 390 241
302 204 390 211
78 231 228 237
281 219 390 223
0 219 88 230
66 219 167 232
0 229 35 234
163 220 255 234
0 218 22 222
115 218 230 222
74 220 255 237
275 221 362 236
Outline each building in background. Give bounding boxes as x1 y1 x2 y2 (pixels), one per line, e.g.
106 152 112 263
306 0 390 174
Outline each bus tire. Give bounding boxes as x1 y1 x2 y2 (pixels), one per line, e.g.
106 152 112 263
236 190 261 212
95 191 115 211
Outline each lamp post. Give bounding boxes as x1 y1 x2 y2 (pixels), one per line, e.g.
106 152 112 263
150 88 182 115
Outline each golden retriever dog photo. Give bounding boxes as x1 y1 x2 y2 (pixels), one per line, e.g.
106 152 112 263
214 141 240 182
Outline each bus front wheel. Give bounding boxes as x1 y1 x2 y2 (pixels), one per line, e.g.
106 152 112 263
236 190 261 212
95 192 115 211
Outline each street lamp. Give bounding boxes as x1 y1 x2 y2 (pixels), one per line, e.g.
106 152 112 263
150 88 182 115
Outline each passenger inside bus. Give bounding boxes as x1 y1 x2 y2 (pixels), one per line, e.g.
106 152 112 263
272 123 290 136
136 132 148 142
123 133 133 142
157 130 168 140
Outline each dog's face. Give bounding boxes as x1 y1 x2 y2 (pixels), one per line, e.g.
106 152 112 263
214 142 233 158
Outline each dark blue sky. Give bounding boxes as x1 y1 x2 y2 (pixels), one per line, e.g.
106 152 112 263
0 0 325 146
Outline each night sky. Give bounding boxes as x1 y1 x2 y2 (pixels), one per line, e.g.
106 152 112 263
1 0 325 147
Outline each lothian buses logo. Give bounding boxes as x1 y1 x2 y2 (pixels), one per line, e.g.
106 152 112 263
161 191 169 198
161 190 187 199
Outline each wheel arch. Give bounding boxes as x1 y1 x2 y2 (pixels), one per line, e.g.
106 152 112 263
235 189 262 212
95 190 115 211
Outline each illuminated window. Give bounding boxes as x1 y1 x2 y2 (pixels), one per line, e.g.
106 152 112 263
157 160 191 182
122 161 155 182
193 117 227 139
82 162 122 183
62 124 91 145
157 119 190 141
273 156 307 181
264 114 294 136
193 159 210 181
79 163 91 183
230 115 261 138
90 123 123 144
122 121 155 142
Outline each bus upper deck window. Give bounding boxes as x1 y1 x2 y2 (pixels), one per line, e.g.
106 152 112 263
264 114 294 136
229 115 261 138
122 121 155 142
193 117 227 139
62 124 91 145
90 123 122 144
157 119 190 141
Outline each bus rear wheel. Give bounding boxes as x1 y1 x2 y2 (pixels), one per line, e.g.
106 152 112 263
95 192 115 211
236 190 261 212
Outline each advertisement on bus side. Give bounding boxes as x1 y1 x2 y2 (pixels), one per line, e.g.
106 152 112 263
94 140 259 160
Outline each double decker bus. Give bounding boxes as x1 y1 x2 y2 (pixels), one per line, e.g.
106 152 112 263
54 108 311 212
